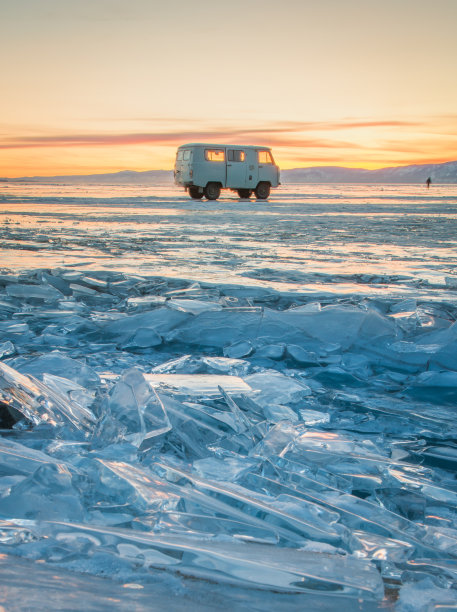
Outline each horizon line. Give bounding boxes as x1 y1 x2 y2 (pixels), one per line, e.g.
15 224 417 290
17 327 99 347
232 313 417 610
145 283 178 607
2 158 457 181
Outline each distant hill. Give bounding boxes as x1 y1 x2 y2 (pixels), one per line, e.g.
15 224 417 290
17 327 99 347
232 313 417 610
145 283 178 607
281 160 457 183
6 170 173 185
3 160 457 184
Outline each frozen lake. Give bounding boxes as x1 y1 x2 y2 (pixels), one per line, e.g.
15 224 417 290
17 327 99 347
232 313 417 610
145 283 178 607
2 182 457 297
1 182 457 611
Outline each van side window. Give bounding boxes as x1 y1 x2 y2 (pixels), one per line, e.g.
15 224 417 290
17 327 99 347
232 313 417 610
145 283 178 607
205 149 225 162
183 150 191 161
258 150 273 164
228 150 245 162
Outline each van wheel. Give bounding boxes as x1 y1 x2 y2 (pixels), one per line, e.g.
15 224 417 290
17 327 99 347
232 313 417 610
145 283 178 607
189 186 203 199
237 189 252 199
255 182 270 199
204 182 221 200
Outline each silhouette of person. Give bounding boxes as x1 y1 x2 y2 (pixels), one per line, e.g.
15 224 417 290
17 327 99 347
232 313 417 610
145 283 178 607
426 177 432 188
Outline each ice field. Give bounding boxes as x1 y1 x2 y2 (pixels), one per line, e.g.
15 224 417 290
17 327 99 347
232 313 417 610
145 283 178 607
1 182 457 610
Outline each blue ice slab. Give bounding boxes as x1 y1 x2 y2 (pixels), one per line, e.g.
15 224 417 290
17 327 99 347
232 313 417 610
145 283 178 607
6 283 63 302
103 308 190 347
17 351 100 388
404 371 457 404
0 462 84 521
0 438 62 476
1 519 384 599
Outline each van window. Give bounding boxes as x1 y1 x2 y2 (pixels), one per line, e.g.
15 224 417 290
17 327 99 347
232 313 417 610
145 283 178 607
228 149 245 162
258 150 273 164
176 150 184 161
205 149 225 162
183 149 191 161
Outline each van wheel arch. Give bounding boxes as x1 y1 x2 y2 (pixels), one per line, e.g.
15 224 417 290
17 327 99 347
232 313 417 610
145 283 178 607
255 182 271 199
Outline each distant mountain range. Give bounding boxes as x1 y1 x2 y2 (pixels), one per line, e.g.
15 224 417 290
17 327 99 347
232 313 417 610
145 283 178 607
2 170 173 185
280 160 457 184
3 160 457 184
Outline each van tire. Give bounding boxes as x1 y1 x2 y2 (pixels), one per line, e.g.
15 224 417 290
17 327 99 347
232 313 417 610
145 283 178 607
204 183 221 200
237 189 252 199
255 182 271 199
189 187 203 199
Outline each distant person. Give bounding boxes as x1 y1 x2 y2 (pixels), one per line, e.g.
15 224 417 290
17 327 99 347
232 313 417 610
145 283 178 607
426 177 432 188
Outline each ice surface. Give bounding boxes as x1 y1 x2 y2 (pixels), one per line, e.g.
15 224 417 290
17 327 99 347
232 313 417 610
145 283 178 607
1 183 457 609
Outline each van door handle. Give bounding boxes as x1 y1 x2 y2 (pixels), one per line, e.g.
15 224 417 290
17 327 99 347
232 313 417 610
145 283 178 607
227 164 232 166
258 165 263 168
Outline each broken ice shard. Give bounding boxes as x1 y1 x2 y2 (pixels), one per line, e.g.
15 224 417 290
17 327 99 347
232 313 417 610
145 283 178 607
104 368 171 447
0 463 84 521
0 361 96 433
17 351 100 389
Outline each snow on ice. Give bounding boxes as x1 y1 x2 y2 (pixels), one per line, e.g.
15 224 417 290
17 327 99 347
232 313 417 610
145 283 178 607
1 183 457 610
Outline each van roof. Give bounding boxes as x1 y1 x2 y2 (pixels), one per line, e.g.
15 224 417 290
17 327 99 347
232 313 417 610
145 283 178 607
177 143 272 151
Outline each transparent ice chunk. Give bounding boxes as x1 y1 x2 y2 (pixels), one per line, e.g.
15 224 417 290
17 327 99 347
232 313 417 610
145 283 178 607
271 305 396 350
299 409 330 426
94 459 181 513
286 344 318 366
0 463 84 521
193 455 259 482
255 343 286 360
145 374 252 397
6 519 384 598
0 361 96 432
126 295 167 311
106 368 171 447
122 327 162 349
244 372 312 406
397 577 457 612
0 340 15 358
6 283 63 302
41 374 96 413
405 370 457 404
223 340 254 358
17 351 100 389
152 462 345 545
167 298 222 315
0 322 32 345
151 355 249 376
103 308 190 346
263 404 299 423
0 438 62 476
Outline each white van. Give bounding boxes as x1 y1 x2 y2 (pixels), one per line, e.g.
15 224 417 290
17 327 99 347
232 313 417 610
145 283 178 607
174 143 280 200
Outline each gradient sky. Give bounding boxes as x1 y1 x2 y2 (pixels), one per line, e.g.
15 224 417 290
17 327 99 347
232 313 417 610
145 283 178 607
1 0 457 177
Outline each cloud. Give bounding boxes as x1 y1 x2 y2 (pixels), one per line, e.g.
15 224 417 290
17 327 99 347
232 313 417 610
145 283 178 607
0 124 374 151
0 118 444 166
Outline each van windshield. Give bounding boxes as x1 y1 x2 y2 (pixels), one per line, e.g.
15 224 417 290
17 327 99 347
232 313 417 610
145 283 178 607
258 150 274 164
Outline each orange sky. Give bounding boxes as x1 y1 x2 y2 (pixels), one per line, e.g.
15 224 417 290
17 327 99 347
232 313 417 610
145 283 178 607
1 0 457 177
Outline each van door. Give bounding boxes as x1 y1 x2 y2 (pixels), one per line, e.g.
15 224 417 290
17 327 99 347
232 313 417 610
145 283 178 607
245 149 258 188
257 149 277 185
226 149 247 188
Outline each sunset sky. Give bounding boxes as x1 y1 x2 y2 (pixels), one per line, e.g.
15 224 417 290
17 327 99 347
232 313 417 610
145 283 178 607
1 0 457 177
